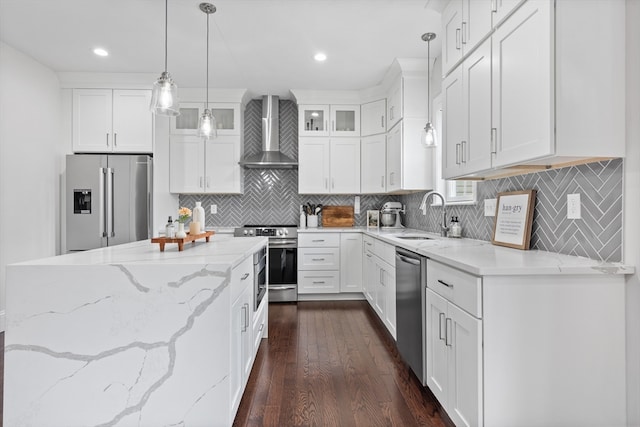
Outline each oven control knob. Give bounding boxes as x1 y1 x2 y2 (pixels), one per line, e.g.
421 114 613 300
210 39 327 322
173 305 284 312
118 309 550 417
277 230 283 236
283 229 289 236
243 230 248 236
249 230 254 235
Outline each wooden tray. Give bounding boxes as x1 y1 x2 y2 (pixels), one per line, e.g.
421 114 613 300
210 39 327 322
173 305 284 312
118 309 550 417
151 231 215 252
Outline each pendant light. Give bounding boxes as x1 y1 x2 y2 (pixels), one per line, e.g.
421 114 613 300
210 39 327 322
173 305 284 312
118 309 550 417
421 32 437 147
198 3 218 140
150 0 180 116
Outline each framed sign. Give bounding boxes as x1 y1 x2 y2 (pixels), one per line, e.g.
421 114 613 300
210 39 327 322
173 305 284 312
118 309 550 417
366 210 380 230
491 189 537 250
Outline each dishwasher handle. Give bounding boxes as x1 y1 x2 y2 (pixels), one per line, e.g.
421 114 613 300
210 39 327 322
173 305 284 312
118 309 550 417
397 254 421 265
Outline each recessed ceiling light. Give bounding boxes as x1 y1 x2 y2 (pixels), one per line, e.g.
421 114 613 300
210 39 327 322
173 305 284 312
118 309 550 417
314 52 327 62
93 48 109 57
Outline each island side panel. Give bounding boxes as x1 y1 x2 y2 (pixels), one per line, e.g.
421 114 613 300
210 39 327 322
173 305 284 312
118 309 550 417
482 274 626 427
5 263 232 427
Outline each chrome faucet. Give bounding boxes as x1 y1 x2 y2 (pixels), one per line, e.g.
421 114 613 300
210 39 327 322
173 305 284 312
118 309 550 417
419 191 449 237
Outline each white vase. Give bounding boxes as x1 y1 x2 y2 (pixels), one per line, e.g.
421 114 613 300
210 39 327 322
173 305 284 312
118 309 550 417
193 201 206 233
175 222 187 238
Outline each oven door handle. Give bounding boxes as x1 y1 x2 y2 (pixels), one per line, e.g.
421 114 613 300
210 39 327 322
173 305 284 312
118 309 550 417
268 240 298 246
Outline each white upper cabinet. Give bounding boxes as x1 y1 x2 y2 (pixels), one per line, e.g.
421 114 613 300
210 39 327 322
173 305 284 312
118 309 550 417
443 39 493 179
73 89 153 153
442 0 493 75
361 134 387 194
298 137 360 194
298 104 360 137
386 78 403 131
170 102 241 136
492 0 527 27
361 99 386 136
169 135 243 194
442 0 626 179
386 118 435 194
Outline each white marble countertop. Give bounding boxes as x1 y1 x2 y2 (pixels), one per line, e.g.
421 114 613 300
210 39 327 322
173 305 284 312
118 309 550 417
13 234 268 268
298 226 634 276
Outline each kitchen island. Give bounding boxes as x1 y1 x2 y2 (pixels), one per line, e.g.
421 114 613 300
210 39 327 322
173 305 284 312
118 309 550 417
4 234 268 427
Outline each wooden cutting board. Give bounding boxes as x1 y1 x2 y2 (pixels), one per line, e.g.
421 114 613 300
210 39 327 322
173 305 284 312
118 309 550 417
322 206 355 227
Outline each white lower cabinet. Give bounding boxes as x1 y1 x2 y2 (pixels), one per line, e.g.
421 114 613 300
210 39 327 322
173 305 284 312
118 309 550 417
298 233 340 294
340 234 363 292
362 234 396 339
426 289 482 427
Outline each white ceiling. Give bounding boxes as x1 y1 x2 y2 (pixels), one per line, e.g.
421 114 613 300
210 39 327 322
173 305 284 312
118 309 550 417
0 0 443 98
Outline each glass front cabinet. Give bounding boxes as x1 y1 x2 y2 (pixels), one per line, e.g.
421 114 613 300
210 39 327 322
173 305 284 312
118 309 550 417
298 104 360 137
170 102 241 136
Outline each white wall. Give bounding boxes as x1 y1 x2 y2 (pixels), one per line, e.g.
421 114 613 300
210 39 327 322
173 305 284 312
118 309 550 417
625 1 640 425
0 42 63 331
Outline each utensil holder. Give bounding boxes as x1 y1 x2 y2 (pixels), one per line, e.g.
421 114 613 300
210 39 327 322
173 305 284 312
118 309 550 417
307 215 318 228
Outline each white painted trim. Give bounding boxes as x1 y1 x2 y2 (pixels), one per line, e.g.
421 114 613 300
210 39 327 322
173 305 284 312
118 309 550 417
0 310 5 332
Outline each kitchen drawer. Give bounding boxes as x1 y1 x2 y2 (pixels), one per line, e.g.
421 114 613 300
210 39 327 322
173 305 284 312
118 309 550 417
299 233 340 248
427 260 482 318
374 239 396 266
231 255 253 302
363 235 375 253
298 271 340 293
298 247 340 270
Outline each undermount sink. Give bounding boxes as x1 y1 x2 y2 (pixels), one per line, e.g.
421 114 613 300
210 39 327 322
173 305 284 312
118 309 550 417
395 235 433 240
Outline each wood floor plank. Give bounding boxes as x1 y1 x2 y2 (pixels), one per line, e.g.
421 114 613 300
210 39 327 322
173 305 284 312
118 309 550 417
234 301 453 427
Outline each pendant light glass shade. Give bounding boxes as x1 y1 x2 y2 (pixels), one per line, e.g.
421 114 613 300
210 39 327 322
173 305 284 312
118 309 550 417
198 3 217 140
421 32 437 147
150 71 179 116
150 0 180 116
198 108 217 139
421 122 437 147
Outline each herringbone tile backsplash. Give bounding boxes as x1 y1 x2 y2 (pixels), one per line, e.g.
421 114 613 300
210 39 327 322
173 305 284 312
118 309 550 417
402 159 624 262
179 99 623 262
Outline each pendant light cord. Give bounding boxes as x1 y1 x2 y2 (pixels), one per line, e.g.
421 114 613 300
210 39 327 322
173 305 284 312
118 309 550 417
206 12 209 107
427 36 431 123
164 0 168 73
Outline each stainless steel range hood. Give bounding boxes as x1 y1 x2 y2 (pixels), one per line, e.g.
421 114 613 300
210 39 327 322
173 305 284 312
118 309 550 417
239 95 298 169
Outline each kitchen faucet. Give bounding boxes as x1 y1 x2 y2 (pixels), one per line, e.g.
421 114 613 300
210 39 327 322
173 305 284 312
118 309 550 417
419 191 449 237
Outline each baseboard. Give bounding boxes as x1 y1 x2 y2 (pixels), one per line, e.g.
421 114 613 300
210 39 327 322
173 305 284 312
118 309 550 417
0 309 5 332
297 293 366 302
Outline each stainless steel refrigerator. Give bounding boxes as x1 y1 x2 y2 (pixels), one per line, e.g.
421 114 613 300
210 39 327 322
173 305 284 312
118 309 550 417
66 154 152 251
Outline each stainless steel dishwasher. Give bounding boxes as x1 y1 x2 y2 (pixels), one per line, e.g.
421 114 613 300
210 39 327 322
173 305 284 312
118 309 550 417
395 247 427 385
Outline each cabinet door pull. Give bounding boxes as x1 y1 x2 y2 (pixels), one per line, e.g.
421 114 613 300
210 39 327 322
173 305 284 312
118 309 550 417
456 28 461 50
491 0 497 12
381 175 385 188
114 133 117 147
461 141 467 163
325 178 328 189
456 143 461 165
206 176 211 188
381 116 384 128
445 317 452 346
366 253 373 258
332 178 335 189
106 133 109 146
462 21 467 44
325 120 328 131
437 279 454 288
491 128 498 154
439 312 446 341
241 273 250 280
241 304 248 332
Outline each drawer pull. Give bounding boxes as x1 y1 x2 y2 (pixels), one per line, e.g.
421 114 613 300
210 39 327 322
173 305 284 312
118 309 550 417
312 239 325 242
312 281 326 284
437 279 453 288
241 273 250 280
311 258 325 261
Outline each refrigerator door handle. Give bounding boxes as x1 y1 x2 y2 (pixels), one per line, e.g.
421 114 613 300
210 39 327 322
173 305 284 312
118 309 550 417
107 167 115 238
100 167 108 237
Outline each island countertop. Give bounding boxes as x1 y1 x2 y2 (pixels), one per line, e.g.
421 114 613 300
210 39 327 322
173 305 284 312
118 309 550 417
5 234 268 427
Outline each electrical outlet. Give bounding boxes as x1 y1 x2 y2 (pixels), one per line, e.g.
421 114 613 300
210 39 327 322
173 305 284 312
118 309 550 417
484 198 497 217
210 204 217 215
354 196 361 215
567 193 581 219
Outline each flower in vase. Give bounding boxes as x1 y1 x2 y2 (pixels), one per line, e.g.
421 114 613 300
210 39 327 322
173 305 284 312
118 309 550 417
178 207 192 223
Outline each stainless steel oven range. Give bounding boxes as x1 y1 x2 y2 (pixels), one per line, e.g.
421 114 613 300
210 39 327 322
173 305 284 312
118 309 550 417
234 225 298 303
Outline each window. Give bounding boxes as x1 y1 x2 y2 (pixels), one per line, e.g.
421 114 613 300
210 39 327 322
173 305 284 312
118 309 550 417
432 95 476 205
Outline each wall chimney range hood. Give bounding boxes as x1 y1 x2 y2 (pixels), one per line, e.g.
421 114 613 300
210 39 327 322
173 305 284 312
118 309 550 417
239 95 298 169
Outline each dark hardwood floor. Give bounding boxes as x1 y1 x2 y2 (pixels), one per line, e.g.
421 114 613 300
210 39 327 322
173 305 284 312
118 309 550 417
234 301 452 427
0 304 451 427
